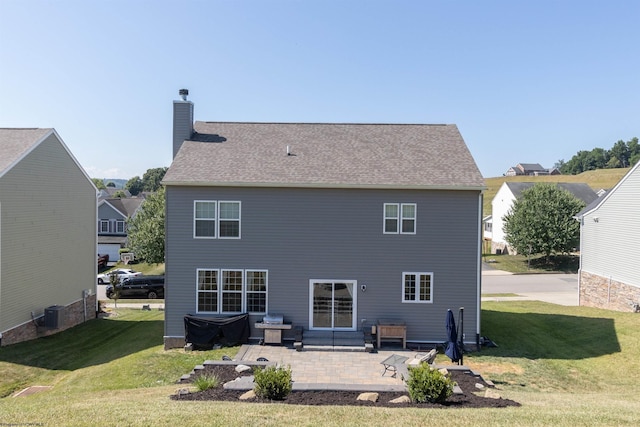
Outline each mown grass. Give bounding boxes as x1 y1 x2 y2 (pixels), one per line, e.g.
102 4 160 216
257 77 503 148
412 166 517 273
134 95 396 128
1 303 639 426
484 253 579 273
483 167 629 216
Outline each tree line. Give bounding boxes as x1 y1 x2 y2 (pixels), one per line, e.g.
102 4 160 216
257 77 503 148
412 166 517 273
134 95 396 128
91 167 168 196
556 137 639 175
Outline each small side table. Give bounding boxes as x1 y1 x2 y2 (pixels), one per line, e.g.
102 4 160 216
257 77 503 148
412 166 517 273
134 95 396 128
380 354 409 377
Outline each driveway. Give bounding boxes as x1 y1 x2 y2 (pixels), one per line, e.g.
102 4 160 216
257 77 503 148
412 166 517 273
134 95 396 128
482 265 579 306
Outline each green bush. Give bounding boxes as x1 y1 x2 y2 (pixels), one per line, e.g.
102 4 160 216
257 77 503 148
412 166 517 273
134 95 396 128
406 364 455 404
193 373 220 391
253 365 292 400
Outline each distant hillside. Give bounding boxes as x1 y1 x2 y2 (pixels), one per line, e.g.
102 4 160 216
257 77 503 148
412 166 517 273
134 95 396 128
100 178 127 189
483 168 629 216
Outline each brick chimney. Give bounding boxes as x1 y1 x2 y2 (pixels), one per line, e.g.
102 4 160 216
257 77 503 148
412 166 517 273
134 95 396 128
173 89 194 158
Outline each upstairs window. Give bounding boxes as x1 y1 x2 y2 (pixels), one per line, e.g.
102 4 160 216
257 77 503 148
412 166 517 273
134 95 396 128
194 201 241 239
219 201 241 238
384 203 416 234
194 201 217 238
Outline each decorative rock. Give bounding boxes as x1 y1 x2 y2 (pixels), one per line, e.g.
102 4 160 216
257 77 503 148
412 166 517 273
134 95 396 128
389 395 411 404
235 364 252 373
239 390 256 400
357 392 379 402
175 388 190 397
438 368 449 376
485 379 495 387
484 388 501 399
475 383 485 390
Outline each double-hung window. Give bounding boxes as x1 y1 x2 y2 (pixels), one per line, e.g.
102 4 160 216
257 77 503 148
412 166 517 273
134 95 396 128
197 269 219 312
384 203 416 234
194 201 241 238
402 272 433 303
116 220 125 233
196 269 267 314
100 220 110 233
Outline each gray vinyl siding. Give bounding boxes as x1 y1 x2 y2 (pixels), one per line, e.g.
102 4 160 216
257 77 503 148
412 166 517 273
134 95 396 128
165 185 481 343
0 133 96 333
581 166 640 288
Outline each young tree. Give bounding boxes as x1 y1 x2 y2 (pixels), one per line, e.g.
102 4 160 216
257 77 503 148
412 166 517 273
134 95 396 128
126 186 165 263
503 184 585 260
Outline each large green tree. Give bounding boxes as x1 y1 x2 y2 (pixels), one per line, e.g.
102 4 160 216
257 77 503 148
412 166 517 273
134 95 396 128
125 176 144 195
126 187 165 263
142 167 168 192
503 184 585 259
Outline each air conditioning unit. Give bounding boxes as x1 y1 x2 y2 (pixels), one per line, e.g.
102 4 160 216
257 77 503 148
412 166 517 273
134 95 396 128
44 305 64 329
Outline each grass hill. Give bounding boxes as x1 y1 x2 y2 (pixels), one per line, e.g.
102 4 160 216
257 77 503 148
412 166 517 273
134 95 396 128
483 167 630 216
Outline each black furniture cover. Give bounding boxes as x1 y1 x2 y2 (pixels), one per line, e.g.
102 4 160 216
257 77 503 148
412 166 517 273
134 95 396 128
184 314 250 350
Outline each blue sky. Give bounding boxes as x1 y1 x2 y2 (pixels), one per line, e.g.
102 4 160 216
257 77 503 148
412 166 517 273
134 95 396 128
1 1 638 179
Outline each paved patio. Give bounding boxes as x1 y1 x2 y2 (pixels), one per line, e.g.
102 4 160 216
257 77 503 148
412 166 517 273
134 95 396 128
230 344 462 392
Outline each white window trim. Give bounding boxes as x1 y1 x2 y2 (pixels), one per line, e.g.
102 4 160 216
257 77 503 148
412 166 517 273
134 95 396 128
401 272 433 303
195 268 268 315
220 269 244 314
116 220 125 233
100 220 110 233
196 268 219 314
245 270 268 315
384 203 416 234
194 200 217 239
383 203 399 234
400 203 417 234
218 201 242 240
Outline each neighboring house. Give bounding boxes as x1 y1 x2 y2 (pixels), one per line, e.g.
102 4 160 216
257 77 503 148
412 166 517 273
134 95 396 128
505 163 560 176
98 188 132 199
162 90 486 349
98 197 144 261
491 182 599 254
0 128 97 346
575 162 640 312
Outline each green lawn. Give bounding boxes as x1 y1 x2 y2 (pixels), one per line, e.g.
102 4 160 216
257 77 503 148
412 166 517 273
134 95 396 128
1 303 639 426
484 253 579 273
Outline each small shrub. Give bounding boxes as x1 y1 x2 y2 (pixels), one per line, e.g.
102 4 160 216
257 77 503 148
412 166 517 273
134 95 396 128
406 363 455 404
253 365 292 400
193 373 220 391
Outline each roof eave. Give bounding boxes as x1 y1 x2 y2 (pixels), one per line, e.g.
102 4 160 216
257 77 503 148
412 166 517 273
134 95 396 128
162 180 486 191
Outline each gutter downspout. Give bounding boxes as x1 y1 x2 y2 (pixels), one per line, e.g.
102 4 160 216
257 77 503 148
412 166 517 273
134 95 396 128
476 192 483 351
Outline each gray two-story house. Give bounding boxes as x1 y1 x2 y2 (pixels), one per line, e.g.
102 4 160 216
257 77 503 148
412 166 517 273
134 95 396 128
163 91 486 349
97 197 143 262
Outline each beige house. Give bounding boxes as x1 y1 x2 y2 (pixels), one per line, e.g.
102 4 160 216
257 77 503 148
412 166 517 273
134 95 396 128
0 128 97 346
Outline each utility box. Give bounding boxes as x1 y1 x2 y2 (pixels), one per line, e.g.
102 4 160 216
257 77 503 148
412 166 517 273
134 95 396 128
44 305 64 329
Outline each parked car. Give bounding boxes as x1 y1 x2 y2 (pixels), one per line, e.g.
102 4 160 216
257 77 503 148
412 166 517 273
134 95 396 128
97 268 142 284
106 276 165 299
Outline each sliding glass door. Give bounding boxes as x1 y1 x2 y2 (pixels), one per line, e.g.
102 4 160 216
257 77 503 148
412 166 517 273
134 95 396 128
309 280 356 330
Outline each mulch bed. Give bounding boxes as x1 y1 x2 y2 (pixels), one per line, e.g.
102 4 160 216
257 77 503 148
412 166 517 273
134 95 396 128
172 364 520 408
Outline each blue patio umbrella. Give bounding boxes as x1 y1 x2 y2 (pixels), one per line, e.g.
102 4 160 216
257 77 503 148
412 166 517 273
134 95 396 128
445 309 462 364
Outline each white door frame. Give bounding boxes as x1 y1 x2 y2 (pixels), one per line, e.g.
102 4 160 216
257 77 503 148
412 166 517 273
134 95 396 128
308 280 357 331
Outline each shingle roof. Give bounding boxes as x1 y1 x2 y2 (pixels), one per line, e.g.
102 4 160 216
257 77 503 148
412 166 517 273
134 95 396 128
164 122 485 189
0 128 53 176
505 182 599 205
102 198 145 218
